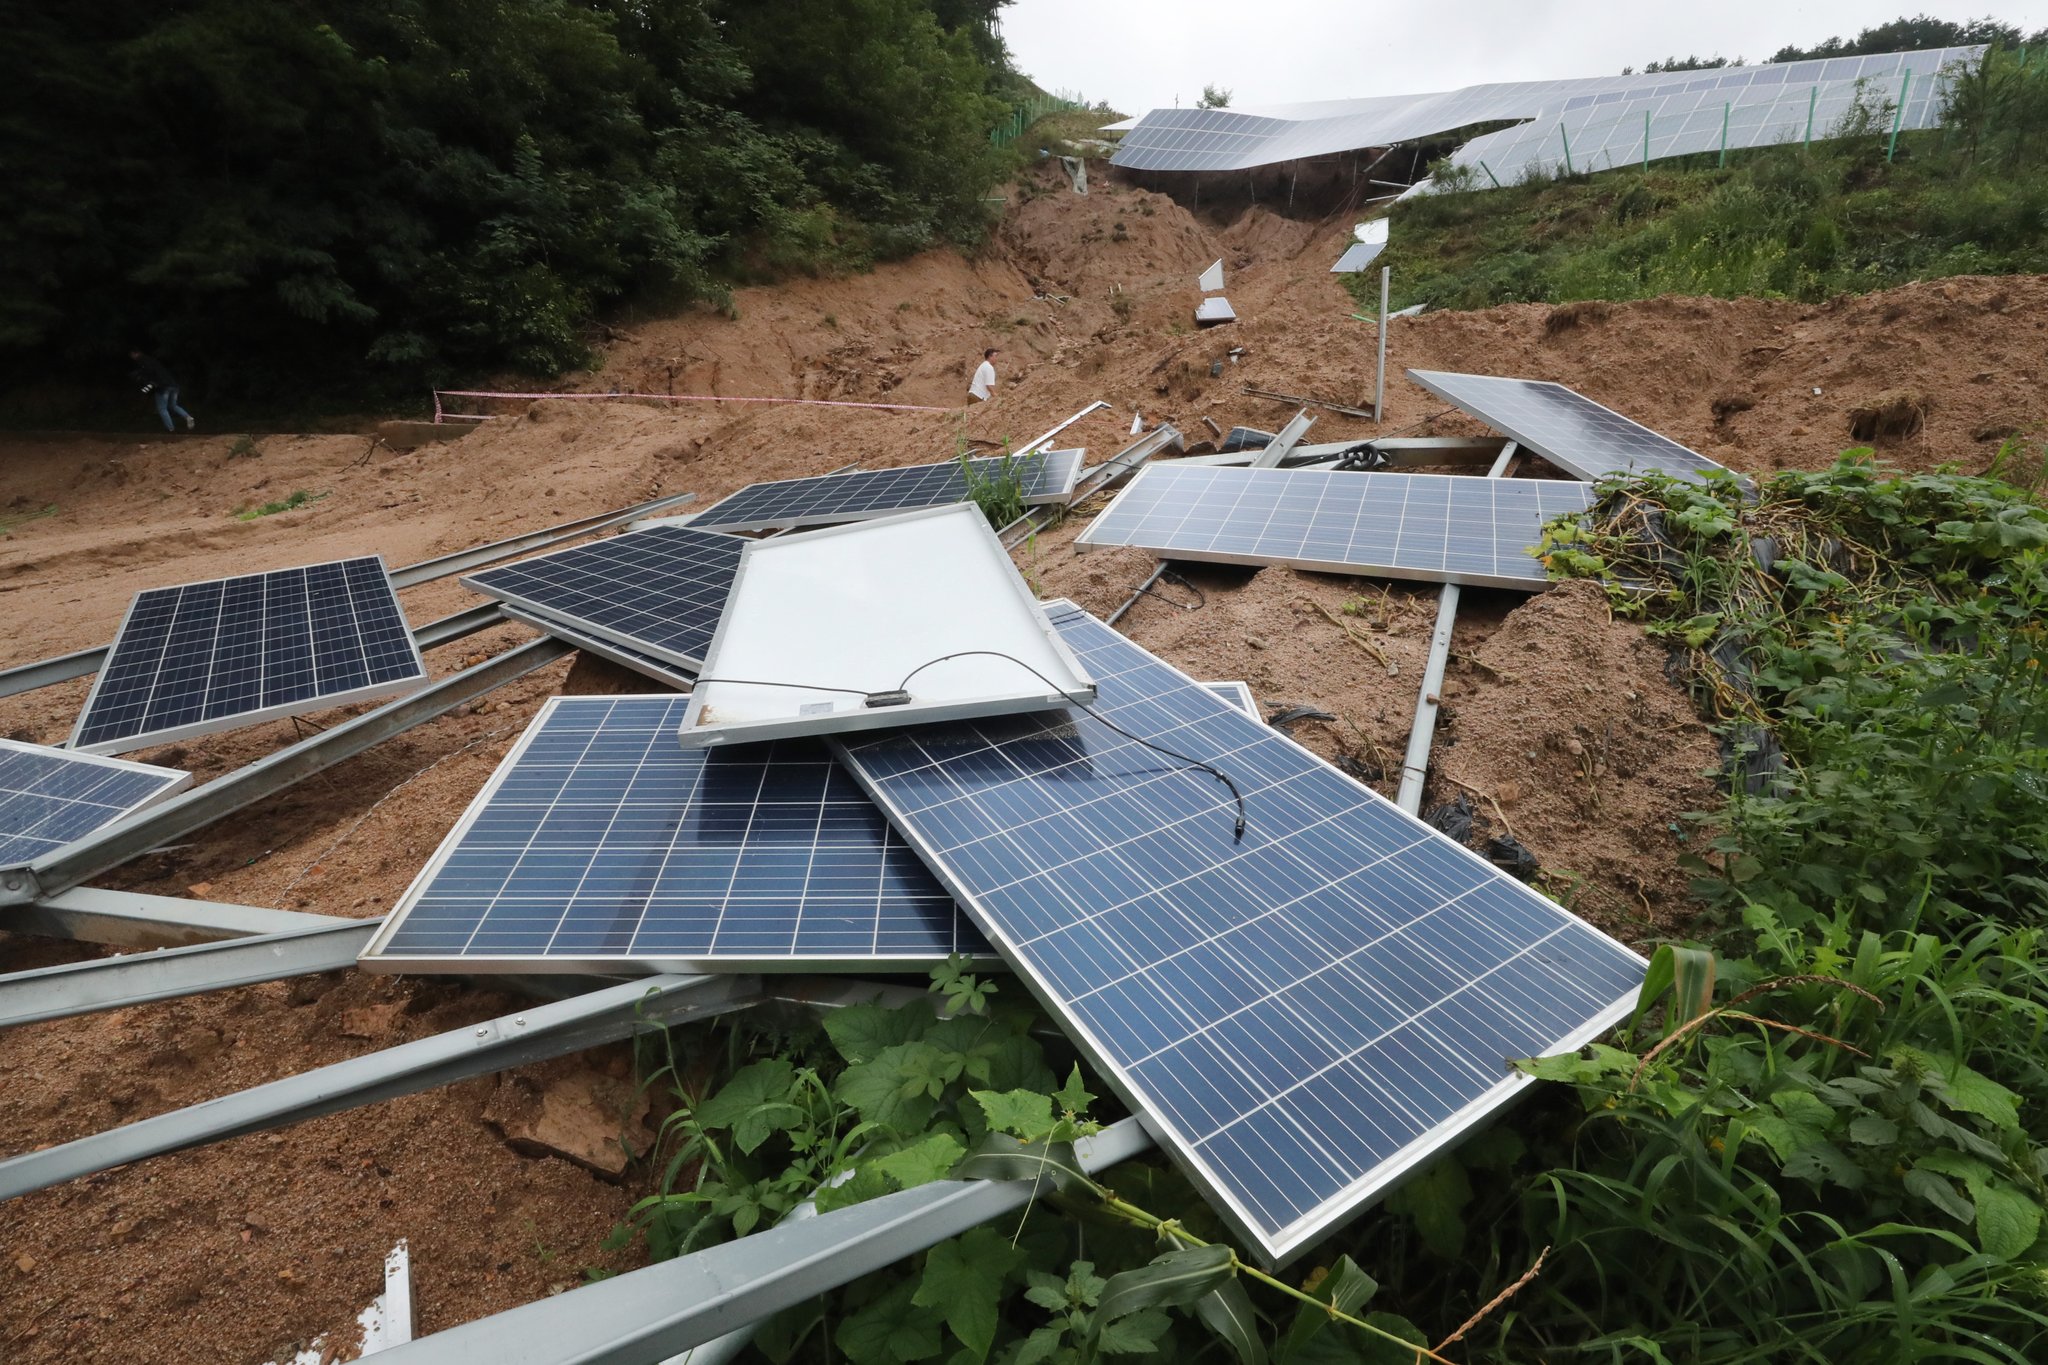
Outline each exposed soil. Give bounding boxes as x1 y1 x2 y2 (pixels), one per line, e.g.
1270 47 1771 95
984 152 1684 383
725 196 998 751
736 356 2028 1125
1 157 2042 1361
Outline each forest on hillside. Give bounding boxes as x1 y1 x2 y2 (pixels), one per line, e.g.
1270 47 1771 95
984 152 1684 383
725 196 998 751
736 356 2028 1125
0 0 1023 407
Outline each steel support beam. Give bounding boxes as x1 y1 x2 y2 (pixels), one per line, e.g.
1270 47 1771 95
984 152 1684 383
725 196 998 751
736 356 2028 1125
1011 400 1112 458
0 973 758 1201
1396 442 1518 814
0 636 573 909
376 1118 1154 1365
11 886 352 947
0 919 378 1029
385 491 698 589
1249 410 1315 469
413 602 510 651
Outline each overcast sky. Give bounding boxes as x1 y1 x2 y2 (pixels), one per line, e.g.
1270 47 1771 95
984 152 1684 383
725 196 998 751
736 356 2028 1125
1002 1 2048 115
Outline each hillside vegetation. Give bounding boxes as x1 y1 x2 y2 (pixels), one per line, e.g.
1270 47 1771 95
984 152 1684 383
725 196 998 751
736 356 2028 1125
1373 46 2048 314
1 0 1029 407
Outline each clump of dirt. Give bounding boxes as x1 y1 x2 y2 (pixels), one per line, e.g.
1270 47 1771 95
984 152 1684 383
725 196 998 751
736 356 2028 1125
1544 299 1611 334
1848 389 1930 442
1711 392 1757 422
1429 580 1722 941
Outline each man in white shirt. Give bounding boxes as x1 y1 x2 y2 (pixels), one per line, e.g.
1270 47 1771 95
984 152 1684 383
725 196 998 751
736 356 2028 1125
968 348 998 402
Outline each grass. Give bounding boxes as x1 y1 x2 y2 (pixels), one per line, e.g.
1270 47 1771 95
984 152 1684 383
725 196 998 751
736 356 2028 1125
956 442 1039 529
0 503 58 536
231 489 326 520
1367 48 2048 314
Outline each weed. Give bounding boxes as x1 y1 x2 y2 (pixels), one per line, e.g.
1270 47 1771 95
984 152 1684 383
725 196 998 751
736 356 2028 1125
0 503 57 536
822 314 837 329
232 489 326 520
955 438 1040 530
226 434 261 459
1108 286 1134 323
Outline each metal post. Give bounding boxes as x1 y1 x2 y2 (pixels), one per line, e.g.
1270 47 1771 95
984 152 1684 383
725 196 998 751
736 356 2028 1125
0 637 573 908
1394 442 1517 815
1558 123 1574 175
1805 85 1817 148
12 886 352 947
1479 160 1502 188
1888 69 1911 161
0 974 759 1201
1249 410 1316 469
1719 102 1730 166
373 1119 1154 1364
1374 266 1390 424
1643 109 1651 170
0 919 378 1029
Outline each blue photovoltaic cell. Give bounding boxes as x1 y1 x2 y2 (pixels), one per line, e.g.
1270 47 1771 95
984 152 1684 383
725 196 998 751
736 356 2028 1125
835 603 1645 1264
360 695 988 971
1074 464 1592 590
690 450 1085 533
1406 369 1743 486
72 556 425 754
462 526 745 670
0 739 189 867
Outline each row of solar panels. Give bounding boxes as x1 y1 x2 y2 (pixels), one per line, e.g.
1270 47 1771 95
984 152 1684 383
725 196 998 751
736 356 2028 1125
0 377 1682 1266
1074 368 1742 582
1109 45 1983 175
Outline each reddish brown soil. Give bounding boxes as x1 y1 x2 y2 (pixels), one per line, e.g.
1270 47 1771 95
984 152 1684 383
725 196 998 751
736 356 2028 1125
1 158 2042 1361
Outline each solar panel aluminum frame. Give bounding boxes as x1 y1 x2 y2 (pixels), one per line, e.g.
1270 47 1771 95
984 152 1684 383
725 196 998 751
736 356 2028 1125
677 504 1096 750
67 556 430 756
688 450 1086 535
1073 466 1585 592
501 605 694 691
835 601 1646 1266
0 739 192 868
358 695 997 975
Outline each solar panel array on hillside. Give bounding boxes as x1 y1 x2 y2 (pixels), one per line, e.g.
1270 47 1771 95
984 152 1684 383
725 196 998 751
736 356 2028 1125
1110 48 1981 175
72 557 426 754
835 603 1646 1264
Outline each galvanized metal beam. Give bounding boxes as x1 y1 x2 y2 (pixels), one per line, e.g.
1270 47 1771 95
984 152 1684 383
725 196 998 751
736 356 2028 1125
413 602 510 651
385 491 698 589
0 919 378 1029
11 886 352 947
1396 442 1518 814
0 636 574 909
1249 410 1315 469
375 1118 1154 1365
0 973 759 1201
1012 400 1112 457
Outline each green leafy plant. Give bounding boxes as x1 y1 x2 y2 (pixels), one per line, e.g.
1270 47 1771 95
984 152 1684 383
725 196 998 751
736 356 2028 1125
231 489 326 520
957 442 1042 530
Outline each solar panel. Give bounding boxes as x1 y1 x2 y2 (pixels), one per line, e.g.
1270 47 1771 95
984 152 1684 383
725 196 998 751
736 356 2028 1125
462 526 746 671
71 556 427 755
1073 465 1590 591
1194 297 1237 326
1330 241 1385 273
0 740 190 867
501 607 693 691
1202 681 1259 719
834 603 1645 1265
689 450 1085 534
1405 369 1740 485
358 695 989 973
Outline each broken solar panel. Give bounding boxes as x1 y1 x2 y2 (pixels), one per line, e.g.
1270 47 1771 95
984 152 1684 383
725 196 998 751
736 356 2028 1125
689 449 1085 534
359 695 988 972
1203 681 1258 719
835 602 1645 1265
462 525 746 671
1329 241 1384 273
1406 369 1741 486
502 606 694 690
71 556 427 754
1073 464 1590 591
0 739 189 867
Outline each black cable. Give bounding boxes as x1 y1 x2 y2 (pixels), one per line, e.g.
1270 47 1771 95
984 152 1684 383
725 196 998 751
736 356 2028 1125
896 649 1248 842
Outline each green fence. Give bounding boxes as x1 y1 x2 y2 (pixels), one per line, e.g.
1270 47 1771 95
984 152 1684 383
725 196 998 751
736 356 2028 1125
989 93 1087 146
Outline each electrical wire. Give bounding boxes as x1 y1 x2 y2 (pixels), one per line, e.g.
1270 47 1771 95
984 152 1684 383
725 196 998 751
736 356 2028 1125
896 650 1248 842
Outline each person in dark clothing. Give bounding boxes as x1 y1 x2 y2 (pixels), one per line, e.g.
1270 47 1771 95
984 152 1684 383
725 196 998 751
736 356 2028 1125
129 350 195 432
